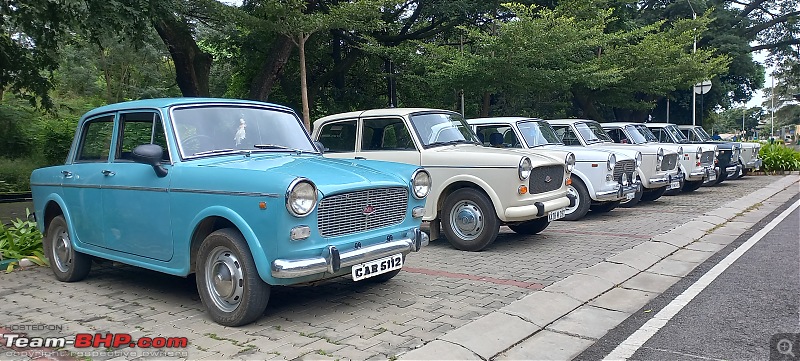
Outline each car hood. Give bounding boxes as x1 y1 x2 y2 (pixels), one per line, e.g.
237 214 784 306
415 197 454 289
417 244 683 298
424 143 560 167
540 145 630 162
195 154 411 196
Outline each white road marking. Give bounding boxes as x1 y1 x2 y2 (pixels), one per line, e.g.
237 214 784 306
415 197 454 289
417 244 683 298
605 200 800 360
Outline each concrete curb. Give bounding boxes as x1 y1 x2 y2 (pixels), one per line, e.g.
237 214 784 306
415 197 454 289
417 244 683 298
398 175 799 360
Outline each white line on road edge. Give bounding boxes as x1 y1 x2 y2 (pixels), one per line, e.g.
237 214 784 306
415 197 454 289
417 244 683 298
605 199 800 360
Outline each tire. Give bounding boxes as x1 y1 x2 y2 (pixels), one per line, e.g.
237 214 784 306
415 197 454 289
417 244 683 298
562 176 591 221
590 201 619 213
640 186 666 202
508 217 550 235
742 167 749 176
441 188 500 252
714 168 727 185
196 228 270 326
619 188 643 208
44 215 92 282
682 180 704 192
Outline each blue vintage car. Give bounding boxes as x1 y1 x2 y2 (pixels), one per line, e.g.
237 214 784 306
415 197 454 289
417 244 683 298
30 98 430 326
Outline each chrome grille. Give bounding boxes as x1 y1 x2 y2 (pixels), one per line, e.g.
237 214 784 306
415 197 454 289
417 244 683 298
317 187 408 238
700 151 714 166
528 165 564 194
613 159 636 184
660 153 678 171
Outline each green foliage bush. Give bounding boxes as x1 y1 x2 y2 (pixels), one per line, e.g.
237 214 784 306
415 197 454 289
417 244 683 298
0 158 41 192
0 210 46 271
759 144 800 172
40 118 76 166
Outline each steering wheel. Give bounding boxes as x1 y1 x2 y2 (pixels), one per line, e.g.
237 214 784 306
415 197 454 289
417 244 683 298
181 134 214 154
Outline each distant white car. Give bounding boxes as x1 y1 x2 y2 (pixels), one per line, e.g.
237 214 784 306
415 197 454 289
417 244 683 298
467 117 640 220
603 122 717 193
313 108 574 252
678 125 760 177
546 119 681 207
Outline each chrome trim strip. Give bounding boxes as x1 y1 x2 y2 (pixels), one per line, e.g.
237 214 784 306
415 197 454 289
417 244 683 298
423 165 517 169
30 183 61 187
171 188 280 197
103 185 167 192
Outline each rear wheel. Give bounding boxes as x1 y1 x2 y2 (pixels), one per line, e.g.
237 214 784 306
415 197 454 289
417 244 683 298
196 228 270 326
45 215 92 282
640 186 666 202
590 201 619 213
562 176 590 221
441 188 500 252
508 217 550 235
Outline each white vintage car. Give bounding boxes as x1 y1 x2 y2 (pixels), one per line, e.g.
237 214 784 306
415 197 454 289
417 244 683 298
467 117 640 221
546 119 681 207
603 122 717 193
678 125 760 176
312 109 574 252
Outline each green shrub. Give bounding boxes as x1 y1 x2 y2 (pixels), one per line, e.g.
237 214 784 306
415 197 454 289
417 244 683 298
39 118 76 166
0 209 46 272
0 103 38 158
759 143 800 172
0 157 42 193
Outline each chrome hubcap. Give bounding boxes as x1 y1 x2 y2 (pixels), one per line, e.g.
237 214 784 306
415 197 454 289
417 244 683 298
52 228 72 273
205 247 244 313
449 200 484 241
565 185 580 215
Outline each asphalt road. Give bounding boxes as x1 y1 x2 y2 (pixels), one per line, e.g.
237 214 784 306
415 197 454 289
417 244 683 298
579 194 800 361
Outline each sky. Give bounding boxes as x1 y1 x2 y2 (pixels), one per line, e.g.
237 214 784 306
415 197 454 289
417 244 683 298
744 51 776 109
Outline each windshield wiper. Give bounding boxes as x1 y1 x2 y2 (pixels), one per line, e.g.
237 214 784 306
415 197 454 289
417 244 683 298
193 149 237 156
253 144 315 153
427 139 475 147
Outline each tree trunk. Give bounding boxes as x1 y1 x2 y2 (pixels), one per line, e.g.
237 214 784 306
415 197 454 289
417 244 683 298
152 14 212 97
248 36 294 101
299 34 311 131
480 92 491 117
571 89 603 121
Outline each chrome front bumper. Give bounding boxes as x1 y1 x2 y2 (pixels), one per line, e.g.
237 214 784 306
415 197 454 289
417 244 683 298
595 181 640 202
646 173 675 188
726 164 742 177
746 159 762 169
271 228 429 279
687 166 714 181
504 195 571 220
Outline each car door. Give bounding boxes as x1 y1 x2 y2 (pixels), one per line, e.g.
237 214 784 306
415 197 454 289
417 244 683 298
61 115 115 247
315 119 359 158
357 117 421 166
101 111 174 261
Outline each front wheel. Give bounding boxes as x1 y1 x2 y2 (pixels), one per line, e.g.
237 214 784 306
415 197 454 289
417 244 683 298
44 215 92 282
441 188 500 252
508 217 550 235
196 228 270 326
563 176 591 221
590 201 619 213
683 180 704 192
640 186 667 202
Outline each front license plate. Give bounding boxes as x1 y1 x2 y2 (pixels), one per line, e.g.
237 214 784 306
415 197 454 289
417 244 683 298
669 181 681 190
352 253 403 281
707 171 716 181
548 208 566 222
625 192 635 201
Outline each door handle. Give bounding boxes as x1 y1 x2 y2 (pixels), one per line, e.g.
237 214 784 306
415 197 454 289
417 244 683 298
61 171 72 178
101 170 115 176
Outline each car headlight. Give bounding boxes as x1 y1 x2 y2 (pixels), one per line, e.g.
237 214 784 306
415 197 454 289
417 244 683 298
695 147 702 160
519 157 533 180
411 169 431 199
565 153 576 173
607 153 616 171
635 152 642 167
286 178 317 217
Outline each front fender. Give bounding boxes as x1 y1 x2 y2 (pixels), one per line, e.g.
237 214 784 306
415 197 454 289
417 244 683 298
187 206 273 282
427 174 502 221
569 168 597 199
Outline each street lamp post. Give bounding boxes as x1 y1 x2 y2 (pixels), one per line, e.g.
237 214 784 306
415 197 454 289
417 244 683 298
688 0 697 126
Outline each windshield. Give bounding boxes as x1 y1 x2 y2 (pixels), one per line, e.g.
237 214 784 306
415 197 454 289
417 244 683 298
576 122 613 144
517 120 562 147
172 105 317 158
631 125 659 142
695 127 713 141
409 112 478 147
665 125 689 143
623 125 650 144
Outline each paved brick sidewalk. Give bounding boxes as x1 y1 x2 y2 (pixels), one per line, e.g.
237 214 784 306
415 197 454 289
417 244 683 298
0 175 790 360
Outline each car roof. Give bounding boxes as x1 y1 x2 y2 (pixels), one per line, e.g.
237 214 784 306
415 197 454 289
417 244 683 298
467 117 544 125
602 122 645 127
314 108 457 126
641 123 680 127
82 98 294 119
545 119 596 125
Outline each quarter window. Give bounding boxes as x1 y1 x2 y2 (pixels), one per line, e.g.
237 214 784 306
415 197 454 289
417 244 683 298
362 118 415 151
76 116 115 162
475 125 521 148
553 126 581 146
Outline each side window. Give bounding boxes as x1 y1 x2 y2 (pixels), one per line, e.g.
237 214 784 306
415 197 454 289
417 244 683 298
685 130 698 142
607 128 629 144
653 129 670 143
554 126 581 146
317 120 357 152
475 125 520 148
116 112 170 162
362 118 415 151
76 116 115 162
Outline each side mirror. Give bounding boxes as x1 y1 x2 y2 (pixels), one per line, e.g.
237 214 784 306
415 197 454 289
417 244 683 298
132 144 169 177
314 141 328 154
